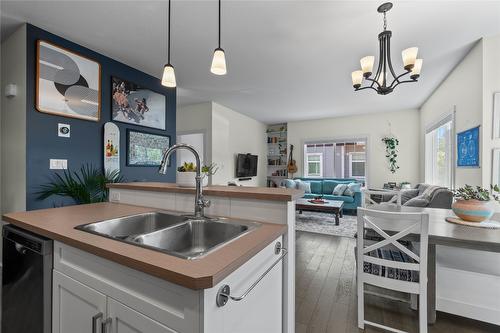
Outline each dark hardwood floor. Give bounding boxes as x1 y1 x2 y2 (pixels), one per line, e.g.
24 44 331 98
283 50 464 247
295 231 499 333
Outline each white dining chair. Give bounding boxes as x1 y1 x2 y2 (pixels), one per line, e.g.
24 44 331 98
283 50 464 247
363 189 402 207
356 207 429 333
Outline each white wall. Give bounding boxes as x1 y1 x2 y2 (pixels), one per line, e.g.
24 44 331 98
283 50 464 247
177 102 267 187
287 109 420 188
211 102 267 187
481 35 500 188
419 40 484 188
1 25 27 214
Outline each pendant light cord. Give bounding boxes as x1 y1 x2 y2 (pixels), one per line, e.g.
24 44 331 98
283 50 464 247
168 0 171 64
218 0 221 48
383 11 387 31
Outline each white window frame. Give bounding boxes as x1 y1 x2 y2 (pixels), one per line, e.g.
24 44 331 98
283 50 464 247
348 152 366 178
424 112 455 189
305 153 323 178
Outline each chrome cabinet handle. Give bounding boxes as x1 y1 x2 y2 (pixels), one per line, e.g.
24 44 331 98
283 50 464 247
92 313 103 333
101 318 112 333
216 242 287 307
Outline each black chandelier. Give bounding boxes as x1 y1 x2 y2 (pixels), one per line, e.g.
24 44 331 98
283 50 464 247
351 2 423 95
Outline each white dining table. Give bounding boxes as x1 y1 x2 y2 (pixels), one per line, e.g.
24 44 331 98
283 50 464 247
367 205 500 324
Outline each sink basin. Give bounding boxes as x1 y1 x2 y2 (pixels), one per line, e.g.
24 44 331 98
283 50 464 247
75 212 259 259
76 212 187 240
130 220 258 259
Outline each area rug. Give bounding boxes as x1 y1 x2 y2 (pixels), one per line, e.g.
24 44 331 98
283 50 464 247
295 211 357 238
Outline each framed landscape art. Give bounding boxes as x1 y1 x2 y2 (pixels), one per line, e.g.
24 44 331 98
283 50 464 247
112 77 166 130
126 129 170 166
36 40 101 121
457 126 480 167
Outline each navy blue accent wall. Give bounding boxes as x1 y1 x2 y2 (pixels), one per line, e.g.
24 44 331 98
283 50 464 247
26 25 176 210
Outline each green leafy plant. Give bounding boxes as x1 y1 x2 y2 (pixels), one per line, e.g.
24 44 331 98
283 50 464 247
177 162 219 177
37 164 124 204
453 184 500 202
381 136 399 173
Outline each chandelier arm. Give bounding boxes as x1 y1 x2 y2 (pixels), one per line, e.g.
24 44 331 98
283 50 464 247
390 79 418 90
364 77 382 89
385 34 399 82
382 35 387 87
355 86 379 93
373 37 384 86
388 70 411 89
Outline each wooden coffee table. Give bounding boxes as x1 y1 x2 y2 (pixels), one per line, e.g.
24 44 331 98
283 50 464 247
296 198 345 225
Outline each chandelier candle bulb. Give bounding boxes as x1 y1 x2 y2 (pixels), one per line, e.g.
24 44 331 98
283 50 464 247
402 47 418 70
410 59 423 79
211 48 227 75
360 56 375 77
161 64 177 87
351 70 363 88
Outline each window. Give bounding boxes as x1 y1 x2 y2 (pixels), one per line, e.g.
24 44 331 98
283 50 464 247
303 140 366 182
305 153 323 177
349 152 366 178
425 116 453 188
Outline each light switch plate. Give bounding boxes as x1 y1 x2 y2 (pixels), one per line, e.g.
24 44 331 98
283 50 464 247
50 159 68 170
58 123 70 137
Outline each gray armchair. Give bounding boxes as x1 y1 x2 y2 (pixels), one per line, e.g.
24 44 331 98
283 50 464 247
373 184 453 209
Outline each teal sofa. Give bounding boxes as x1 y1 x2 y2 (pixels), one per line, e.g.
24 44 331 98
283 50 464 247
290 178 362 211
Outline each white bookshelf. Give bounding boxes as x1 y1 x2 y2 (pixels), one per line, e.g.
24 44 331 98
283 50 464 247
266 124 288 187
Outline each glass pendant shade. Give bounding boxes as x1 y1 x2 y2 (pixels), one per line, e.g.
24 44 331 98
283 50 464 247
402 47 418 70
351 70 363 88
360 56 375 77
161 64 176 87
210 48 227 75
410 59 423 79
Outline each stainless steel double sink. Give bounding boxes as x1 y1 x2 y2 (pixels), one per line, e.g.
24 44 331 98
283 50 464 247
75 212 260 259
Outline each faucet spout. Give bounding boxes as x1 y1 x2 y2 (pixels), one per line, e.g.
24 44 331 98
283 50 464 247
159 143 209 218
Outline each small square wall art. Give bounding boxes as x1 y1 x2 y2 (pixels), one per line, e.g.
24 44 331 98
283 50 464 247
127 130 170 166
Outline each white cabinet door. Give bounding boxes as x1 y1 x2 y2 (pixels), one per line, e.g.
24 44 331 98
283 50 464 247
107 297 177 333
52 270 107 333
203 238 283 333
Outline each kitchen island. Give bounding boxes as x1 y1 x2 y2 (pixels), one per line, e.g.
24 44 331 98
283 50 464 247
3 183 303 333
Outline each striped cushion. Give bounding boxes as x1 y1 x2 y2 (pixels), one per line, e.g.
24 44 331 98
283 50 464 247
363 248 419 282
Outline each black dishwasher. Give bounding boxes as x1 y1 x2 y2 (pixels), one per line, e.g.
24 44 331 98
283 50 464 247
2 224 53 333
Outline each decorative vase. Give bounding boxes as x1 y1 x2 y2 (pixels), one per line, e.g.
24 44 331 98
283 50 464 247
451 199 494 222
176 172 208 188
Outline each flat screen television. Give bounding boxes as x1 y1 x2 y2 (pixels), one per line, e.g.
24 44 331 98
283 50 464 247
236 153 258 178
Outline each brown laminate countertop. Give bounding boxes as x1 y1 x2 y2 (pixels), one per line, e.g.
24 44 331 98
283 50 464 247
3 202 286 290
107 182 304 201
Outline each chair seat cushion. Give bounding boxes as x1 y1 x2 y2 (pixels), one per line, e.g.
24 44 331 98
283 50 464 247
363 248 419 282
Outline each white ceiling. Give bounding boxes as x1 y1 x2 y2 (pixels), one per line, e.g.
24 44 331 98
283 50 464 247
2 1 500 124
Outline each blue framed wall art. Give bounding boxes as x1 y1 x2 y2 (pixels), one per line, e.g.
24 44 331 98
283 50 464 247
457 126 480 167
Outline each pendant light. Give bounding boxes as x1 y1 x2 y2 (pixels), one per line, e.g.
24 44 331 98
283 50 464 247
162 0 176 87
210 0 227 75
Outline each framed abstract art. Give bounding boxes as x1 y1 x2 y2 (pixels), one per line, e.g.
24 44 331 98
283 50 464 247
36 40 101 121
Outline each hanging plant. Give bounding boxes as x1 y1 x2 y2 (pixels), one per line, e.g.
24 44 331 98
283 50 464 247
381 136 399 173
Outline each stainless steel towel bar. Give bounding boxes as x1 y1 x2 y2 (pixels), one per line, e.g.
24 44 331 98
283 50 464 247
216 242 287 307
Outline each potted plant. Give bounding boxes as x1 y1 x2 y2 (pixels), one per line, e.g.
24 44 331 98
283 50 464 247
381 136 399 174
37 164 124 204
176 162 218 188
452 185 500 222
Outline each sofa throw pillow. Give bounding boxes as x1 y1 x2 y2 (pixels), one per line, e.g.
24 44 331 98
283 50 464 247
421 185 442 200
343 182 361 197
297 181 311 193
400 189 419 204
333 184 348 196
284 179 297 189
404 195 430 207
